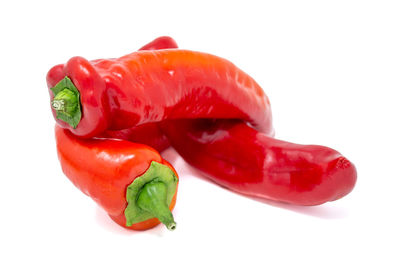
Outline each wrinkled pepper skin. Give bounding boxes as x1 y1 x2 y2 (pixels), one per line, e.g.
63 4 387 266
47 49 273 138
102 37 176 151
55 125 178 230
160 119 357 206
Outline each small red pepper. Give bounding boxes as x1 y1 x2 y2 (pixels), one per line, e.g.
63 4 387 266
47 48 272 138
160 119 356 206
55 125 179 230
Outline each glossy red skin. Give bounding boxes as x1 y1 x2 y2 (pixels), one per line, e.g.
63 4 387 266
160 119 357 206
55 125 178 230
102 37 176 151
47 49 273 138
47 58 109 137
139 36 178 50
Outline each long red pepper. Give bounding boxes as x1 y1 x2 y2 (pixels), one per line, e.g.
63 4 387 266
55 125 179 230
106 37 357 205
160 119 356 206
47 48 273 138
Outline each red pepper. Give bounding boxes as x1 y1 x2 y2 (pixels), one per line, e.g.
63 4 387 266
160 119 356 206
105 37 357 205
47 48 273 138
55 125 179 230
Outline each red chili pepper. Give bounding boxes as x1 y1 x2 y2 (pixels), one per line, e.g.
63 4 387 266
105 37 357 205
55 125 179 230
47 48 273 138
160 119 356 206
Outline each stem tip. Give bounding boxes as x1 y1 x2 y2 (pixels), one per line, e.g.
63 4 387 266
167 222 177 231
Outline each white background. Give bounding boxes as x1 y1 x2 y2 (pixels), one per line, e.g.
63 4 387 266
1 0 399 266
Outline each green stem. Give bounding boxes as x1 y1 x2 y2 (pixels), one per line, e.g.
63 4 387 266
52 99 65 111
124 161 178 230
137 181 176 231
52 89 77 113
50 77 82 129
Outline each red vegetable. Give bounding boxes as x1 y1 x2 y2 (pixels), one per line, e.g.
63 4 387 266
55 125 179 230
107 37 357 205
51 36 356 207
47 48 273 138
160 119 356 205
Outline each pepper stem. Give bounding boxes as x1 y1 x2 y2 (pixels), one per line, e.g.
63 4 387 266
52 99 65 111
50 77 82 129
137 181 177 231
124 161 178 230
52 89 77 113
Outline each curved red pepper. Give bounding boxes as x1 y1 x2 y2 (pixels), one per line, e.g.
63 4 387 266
47 49 273 138
55 125 179 230
106 37 357 205
160 119 356 206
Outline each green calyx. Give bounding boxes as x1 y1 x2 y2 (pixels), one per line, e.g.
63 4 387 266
50 76 81 129
125 161 178 231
